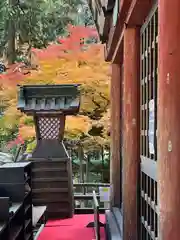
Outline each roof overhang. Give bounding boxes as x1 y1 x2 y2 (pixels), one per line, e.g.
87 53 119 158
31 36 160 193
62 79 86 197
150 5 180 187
105 0 156 62
88 0 114 43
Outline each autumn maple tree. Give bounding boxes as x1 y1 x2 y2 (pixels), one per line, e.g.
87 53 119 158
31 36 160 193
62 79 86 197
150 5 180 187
0 25 110 153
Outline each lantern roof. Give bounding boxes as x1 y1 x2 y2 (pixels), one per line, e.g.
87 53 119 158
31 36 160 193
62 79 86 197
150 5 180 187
17 84 80 115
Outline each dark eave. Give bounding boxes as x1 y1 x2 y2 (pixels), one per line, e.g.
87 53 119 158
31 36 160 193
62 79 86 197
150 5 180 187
105 0 155 62
88 0 114 43
102 0 115 13
105 0 132 62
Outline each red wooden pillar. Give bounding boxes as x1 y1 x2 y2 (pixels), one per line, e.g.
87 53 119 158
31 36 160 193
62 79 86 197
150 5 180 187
123 27 140 240
158 1 180 239
110 63 121 207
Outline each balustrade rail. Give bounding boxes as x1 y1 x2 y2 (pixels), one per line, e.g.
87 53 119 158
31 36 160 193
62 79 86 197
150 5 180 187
93 190 100 240
73 182 110 214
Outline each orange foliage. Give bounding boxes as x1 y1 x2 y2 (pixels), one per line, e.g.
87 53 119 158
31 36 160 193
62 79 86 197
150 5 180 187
32 25 98 60
19 125 36 139
0 25 110 150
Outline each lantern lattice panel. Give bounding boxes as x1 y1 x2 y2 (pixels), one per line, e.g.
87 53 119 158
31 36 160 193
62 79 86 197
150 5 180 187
38 117 61 140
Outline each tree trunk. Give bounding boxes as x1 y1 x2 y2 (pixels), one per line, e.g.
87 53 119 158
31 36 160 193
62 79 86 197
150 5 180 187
7 0 16 64
79 146 84 183
86 154 89 183
85 154 90 207
78 146 84 208
101 147 104 182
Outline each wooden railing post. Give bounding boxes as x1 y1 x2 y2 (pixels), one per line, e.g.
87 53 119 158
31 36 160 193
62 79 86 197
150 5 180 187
93 190 100 240
86 190 105 240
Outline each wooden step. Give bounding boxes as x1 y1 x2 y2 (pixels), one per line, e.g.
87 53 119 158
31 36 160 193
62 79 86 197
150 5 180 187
32 192 69 201
31 157 73 220
33 201 70 210
30 157 69 162
33 203 72 220
32 170 68 178
32 168 67 172
32 188 68 194
32 180 68 189
32 161 67 169
33 198 70 204
32 177 68 182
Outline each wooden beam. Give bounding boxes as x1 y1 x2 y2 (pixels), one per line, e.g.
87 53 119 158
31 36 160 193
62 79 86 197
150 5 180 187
88 0 112 43
108 0 155 62
110 63 122 207
112 25 125 63
158 0 180 239
106 0 132 61
123 27 140 240
126 0 155 25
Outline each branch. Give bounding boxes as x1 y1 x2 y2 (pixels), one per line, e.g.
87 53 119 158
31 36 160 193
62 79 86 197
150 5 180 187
99 92 110 104
92 97 101 108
